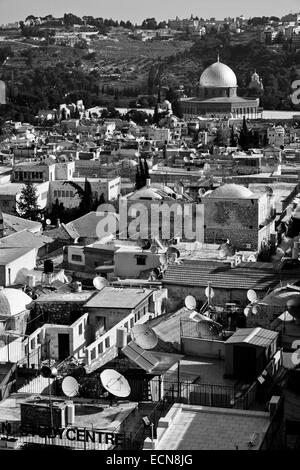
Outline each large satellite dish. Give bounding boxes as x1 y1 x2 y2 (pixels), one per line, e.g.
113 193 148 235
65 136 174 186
185 295 197 311
93 276 109 290
131 324 158 350
247 289 257 303
100 369 131 398
62 376 79 398
205 286 215 299
244 306 251 317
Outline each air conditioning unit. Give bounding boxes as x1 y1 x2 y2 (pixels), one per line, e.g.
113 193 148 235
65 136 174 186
245 243 252 249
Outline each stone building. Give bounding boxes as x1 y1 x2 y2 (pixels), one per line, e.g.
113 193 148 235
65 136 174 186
181 57 260 119
202 183 276 251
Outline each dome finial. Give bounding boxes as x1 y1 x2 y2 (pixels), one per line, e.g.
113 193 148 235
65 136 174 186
217 51 220 62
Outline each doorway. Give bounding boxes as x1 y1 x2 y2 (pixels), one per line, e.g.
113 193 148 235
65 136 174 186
58 333 70 360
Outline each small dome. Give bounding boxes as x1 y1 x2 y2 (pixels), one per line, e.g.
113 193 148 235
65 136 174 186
0 287 32 317
206 184 254 199
200 61 237 88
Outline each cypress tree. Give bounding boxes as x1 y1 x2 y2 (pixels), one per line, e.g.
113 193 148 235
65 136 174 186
139 157 146 187
144 158 150 179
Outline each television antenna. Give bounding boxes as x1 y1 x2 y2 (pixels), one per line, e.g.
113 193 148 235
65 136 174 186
247 289 257 303
100 369 131 398
93 276 109 290
184 295 197 311
131 324 158 350
62 376 79 398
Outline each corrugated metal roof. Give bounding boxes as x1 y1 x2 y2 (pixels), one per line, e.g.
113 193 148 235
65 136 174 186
225 327 278 347
162 261 282 291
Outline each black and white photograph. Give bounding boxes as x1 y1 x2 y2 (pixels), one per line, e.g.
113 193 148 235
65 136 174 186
0 0 299 456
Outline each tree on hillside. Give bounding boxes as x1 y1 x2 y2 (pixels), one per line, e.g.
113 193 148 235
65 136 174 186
230 126 238 147
238 117 250 151
214 128 229 147
135 167 142 190
17 180 40 220
64 178 96 215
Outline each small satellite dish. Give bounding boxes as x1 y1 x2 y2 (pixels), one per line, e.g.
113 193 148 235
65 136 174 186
40 365 58 379
166 247 180 260
62 376 79 398
159 253 167 265
131 324 158 350
252 304 261 315
247 289 257 303
205 286 215 299
244 306 251 317
93 276 109 290
100 369 131 398
185 295 197 311
65 275 73 284
46 219 51 226
150 244 158 254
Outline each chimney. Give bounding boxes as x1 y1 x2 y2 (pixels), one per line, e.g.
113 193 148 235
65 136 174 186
146 178 151 188
268 396 281 418
56 218 61 228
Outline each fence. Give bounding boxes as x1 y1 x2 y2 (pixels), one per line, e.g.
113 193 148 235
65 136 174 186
0 420 121 450
259 397 285 450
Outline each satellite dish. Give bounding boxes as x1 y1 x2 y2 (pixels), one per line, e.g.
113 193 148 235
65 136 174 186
205 286 215 299
166 247 180 260
46 219 51 225
247 289 257 303
93 276 109 290
252 304 261 315
131 324 158 350
65 275 73 284
244 306 251 317
16 267 30 284
150 244 158 254
62 376 79 398
100 369 131 398
40 365 58 379
185 295 197 311
159 253 167 265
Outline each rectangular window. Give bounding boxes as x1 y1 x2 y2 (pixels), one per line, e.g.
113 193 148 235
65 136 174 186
58 190 61 197
54 190 58 197
105 337 110 348
91 348 96 360
124 322 128 330
70 191 74 197
30 338 36 350
78 323 83 335
39 172 43 179
71 254 82 262
65 191 69 197
130 318 134 328
136 256 146 266
98 343 103 354
61 190 65 197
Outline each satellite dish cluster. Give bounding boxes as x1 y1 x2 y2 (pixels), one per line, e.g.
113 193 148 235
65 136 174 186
244 289 261 317
184 293 223 338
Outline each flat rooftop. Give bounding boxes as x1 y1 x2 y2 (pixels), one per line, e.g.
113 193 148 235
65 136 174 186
84 287 153 309
34 291 94 303
151 403 270 450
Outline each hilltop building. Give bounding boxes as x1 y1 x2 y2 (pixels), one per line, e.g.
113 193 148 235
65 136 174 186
181 57 260 119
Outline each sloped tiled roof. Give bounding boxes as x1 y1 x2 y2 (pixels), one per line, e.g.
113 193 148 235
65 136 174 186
162 260 283 291
225 327 278 347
